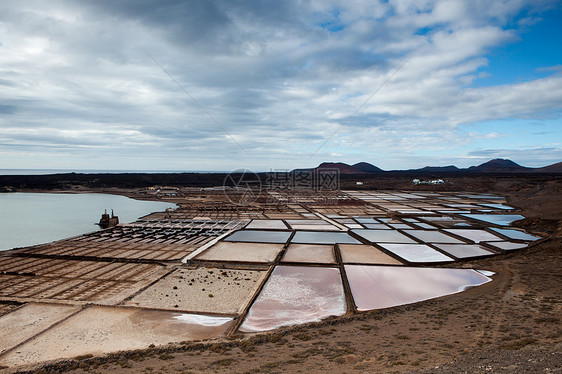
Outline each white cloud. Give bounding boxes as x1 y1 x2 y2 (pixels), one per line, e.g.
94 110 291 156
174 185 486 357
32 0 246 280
0 0 560 170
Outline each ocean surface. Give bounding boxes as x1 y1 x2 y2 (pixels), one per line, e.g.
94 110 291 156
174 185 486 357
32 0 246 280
0 193 176 251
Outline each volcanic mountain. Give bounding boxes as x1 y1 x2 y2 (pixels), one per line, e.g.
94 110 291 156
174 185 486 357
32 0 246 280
292 159 561 174
352 162 384 173
467 159 529 173
315 162 365 174
414 165 459 172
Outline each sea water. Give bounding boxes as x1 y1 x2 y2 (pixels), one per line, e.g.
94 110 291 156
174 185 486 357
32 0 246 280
0 193 176 251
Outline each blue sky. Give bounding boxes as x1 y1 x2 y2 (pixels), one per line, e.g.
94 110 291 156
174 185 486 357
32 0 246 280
473 6 562 87
0 0 561 171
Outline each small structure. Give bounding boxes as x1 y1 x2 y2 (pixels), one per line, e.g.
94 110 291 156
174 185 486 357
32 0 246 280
98 209 119 229
413 179 445 185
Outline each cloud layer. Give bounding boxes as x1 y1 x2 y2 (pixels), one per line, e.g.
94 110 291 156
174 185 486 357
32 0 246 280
0 0 561 170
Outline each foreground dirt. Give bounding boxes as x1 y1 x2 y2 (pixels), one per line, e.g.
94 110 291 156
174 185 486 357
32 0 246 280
6 178 562 374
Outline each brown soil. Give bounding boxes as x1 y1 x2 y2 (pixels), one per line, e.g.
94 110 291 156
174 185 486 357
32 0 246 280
4 177 562 374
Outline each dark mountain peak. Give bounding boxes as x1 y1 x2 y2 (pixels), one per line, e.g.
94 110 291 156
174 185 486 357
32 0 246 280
352 162 384 173
480 158 523 168
418 165 459 172
315 162 365 174
292 158 561 175
468 158 528 173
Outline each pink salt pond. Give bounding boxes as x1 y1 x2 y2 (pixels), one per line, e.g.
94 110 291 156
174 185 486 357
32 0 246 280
239 266 346 332
345 265 491 311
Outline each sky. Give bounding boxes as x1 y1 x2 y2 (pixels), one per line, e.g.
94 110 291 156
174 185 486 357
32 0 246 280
1 0 561 172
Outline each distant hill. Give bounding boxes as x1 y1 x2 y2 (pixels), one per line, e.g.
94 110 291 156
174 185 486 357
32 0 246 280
467 159 529 173
292 159 561 175
316 162 365 174
352 162 383 173
415 165 459 173
532 161 562 173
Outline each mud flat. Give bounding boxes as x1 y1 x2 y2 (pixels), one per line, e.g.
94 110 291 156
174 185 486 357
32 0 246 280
127 267 267 314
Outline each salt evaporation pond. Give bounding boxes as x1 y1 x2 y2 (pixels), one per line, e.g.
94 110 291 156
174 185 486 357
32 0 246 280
0 307 233 367
433 244 495 259
239 266 346 332
487 242 528 251
460 214 525 226
403 230 464 244
489 228 541 241
378 243 455 263
281 244 336 264
291 231 360 244
225 230 291 244
351 229 416 244
345 265 492 311
0 193 176 251
196 241 283 263
444 229 503 243
339 244 403 265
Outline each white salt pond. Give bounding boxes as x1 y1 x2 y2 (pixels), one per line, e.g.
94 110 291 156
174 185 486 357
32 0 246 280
433 244 495 259
444 229 504 243
378 243 455 263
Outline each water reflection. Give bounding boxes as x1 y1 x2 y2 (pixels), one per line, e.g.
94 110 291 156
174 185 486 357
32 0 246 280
345 265 491 311
403 230 464 243
378 243 454 263
444 229 503 243
239 266 346 332
433 244 494 259
246 220 288 230
460 214 525 226
351 229 416 243
489 228 541 241
291 231 360 244
485 241 528 251
225 230 291 244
